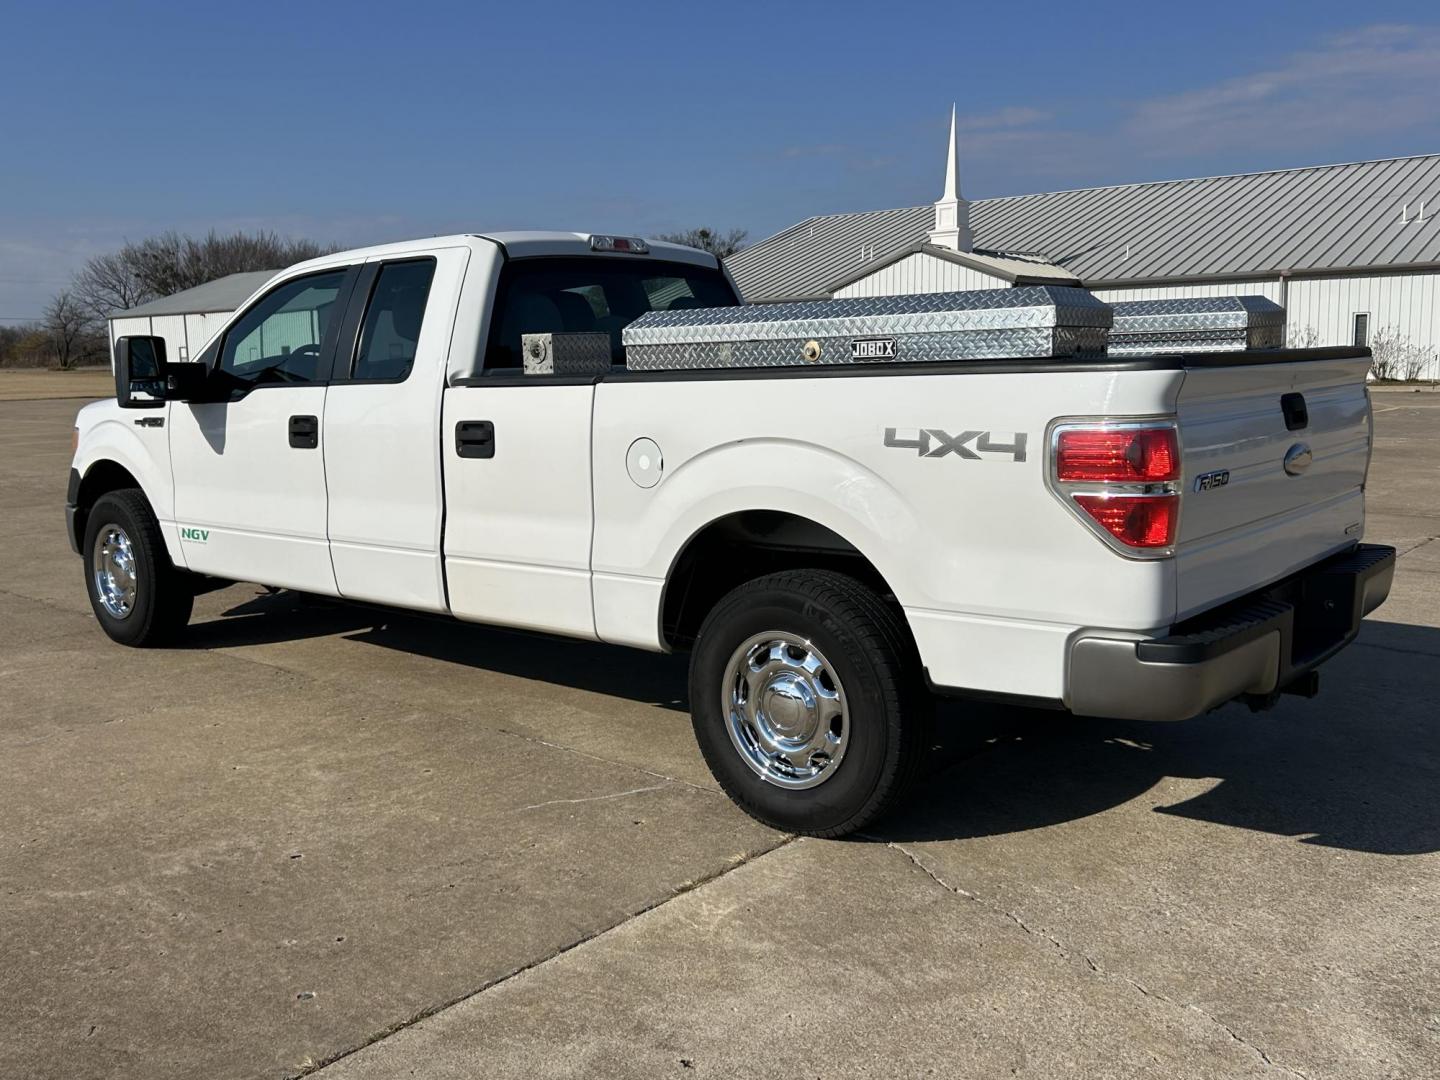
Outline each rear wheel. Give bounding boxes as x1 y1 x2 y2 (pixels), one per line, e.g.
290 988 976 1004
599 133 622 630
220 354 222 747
84 489 194 647
689 569 927 837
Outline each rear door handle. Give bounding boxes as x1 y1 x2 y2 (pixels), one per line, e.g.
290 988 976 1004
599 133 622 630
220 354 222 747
289 414 319 449
456 420 495 459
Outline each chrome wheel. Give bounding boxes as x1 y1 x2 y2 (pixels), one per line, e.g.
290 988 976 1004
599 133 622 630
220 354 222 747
92 523 138 619
721 631 850 789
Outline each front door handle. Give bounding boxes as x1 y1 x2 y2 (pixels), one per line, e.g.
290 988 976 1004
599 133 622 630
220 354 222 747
456 420 495 459
289 415 319 449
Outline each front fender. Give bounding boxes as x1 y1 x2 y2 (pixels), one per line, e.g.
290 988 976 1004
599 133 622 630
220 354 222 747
72 407 180 565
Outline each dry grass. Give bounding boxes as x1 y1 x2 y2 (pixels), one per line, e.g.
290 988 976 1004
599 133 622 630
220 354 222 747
0 369 114 402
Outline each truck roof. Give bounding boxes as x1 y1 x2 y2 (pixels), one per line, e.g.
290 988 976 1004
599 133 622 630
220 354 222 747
284 231 720 277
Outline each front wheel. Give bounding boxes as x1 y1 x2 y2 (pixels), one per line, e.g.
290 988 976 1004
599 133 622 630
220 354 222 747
83 489 194 647
689 569 928 837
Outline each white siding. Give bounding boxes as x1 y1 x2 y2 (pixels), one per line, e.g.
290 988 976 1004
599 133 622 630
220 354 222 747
149 315 189 361
1090 279 1283 303
1287 272 1438 377
186 312 229 355
107 308 238 368
833 253 1008 297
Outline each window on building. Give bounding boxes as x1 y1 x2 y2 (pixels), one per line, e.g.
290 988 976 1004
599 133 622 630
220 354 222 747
351 259 436 382
220 270 348 385
1353 312 1370 348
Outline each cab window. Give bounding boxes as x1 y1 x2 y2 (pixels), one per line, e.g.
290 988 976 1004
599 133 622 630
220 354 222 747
485 257 736 370
350 259 436 382
220 270 347 385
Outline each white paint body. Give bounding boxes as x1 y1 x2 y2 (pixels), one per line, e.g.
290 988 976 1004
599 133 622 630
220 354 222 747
72 233 1376 709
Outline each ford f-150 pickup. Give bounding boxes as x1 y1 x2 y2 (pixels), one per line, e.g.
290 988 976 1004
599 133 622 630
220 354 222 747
66 231 1396 835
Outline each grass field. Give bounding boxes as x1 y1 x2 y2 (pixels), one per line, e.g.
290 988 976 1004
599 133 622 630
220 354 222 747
0 368 113 402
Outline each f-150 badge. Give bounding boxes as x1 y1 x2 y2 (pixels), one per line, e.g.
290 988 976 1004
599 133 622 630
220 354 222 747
884 428 1028 461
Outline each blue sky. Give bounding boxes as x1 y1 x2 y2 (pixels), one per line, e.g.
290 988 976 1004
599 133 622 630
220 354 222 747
3 0 1439 322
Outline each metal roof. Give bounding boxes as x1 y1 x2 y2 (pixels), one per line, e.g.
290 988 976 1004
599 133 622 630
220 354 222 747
727 154 1440 302
111 270 279 319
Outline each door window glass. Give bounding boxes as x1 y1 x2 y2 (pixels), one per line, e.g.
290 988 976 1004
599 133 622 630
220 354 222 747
351 260 436 381
220 271 347 385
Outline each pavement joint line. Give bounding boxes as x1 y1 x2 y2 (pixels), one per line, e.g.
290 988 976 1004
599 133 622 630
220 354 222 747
491 728 719 796
0 584 720 798
515 782 671 812
879 840 1312 1080
298 833 799 1079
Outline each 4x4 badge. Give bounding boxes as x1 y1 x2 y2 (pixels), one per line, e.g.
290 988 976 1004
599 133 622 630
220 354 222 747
884 428 1028 461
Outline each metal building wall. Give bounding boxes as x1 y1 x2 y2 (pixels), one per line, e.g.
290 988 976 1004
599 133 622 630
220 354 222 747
108 308 235 367
832 253 1008 297
1287 272 1438 376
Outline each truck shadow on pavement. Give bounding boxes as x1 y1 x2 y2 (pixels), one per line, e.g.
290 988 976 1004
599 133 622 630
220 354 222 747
186 591 1439 856
886 623 1440 856
182 587 692 711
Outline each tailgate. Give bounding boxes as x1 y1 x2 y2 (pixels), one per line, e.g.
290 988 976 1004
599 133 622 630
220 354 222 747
1174 350 1372 620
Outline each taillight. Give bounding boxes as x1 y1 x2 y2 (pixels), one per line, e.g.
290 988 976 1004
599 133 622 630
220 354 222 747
1055 427 1178 483
1072 494 1178 548
1049 421 1181 556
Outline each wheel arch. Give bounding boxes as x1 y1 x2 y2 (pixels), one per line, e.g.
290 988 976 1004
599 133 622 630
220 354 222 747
659 509 908 651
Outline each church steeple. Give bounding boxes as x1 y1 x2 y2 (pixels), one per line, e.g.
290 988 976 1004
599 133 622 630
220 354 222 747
928 104 974 252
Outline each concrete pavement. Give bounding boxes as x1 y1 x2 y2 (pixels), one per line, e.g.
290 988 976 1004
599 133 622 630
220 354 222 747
2 394 1437 1079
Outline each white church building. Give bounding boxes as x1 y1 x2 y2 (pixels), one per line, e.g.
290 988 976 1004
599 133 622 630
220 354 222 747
726 110 1440 378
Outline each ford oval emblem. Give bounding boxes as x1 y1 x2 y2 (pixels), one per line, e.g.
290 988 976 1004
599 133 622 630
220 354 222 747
1283 443 1313 476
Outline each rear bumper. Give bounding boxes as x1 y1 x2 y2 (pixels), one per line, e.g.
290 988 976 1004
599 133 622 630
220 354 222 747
1067 543 1396 722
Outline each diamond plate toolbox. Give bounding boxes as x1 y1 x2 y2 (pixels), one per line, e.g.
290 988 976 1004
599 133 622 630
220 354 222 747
1109 296 1284 355
522 331 612 375
621 286 1112 371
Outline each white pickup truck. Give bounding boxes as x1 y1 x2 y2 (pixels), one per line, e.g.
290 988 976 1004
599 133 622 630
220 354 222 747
67 232 1395 836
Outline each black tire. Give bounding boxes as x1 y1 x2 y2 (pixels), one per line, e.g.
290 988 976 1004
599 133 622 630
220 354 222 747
688 569 928 837
83 489 194 647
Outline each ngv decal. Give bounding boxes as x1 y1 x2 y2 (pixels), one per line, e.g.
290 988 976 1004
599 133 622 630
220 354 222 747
884 428 1028 462
180 527 210 543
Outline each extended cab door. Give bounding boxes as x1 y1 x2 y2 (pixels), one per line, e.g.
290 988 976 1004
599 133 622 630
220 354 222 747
440 250 740 640
320 247 468 611
169 267 356 593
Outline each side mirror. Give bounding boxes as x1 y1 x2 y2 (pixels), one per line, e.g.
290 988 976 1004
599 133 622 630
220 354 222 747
115 336 167 409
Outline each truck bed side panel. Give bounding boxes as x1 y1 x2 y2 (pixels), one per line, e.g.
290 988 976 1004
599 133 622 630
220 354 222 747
591 367 1185 696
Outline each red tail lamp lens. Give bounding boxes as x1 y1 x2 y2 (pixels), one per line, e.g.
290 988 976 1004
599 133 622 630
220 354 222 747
1056 427 1179 483
1072 494 1178 548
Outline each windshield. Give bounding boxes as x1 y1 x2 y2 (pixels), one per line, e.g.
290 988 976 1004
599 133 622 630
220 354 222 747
485 257 737 370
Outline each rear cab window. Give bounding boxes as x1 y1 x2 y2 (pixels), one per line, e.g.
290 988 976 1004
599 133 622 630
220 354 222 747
349 259 436 382
484 257 736 371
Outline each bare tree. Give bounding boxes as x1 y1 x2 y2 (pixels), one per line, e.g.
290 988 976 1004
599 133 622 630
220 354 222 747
76 230 342 311
42 291 100 369
655 227 748 259
72 250 156 323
